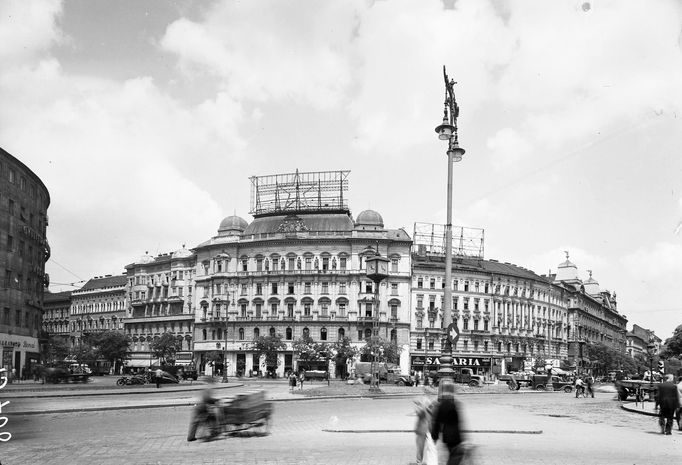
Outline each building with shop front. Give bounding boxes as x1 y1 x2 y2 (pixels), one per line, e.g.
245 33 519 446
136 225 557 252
552 256 628 370
410 234 569 380
1 147 50 380
191 170 412 378
69 275 128 348
123 247 196 370
42 290 72 344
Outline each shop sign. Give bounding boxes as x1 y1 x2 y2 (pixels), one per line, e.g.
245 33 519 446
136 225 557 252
410 356 441 366
0 334 38 350
452 357 492 367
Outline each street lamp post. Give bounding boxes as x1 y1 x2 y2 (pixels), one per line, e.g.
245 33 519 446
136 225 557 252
222 289 234 383
646 339 656 401
365 246 390 392
434 66 465 381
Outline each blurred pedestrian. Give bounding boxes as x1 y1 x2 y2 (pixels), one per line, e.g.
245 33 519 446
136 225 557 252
414 396 433 465
415 371 420 387
187 376 221 441
585 374 594 398
675 376 682 431
299 370 305 390
289 372 297 392
431 379 464 465
658 374 678 435
155 368 163 388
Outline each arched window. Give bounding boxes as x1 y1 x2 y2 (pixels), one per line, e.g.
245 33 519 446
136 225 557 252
239 328 245 340
303 327 310 339
254 327 260 338
364 328 372 339
338 328 345 340
269 327 276 337
286 327 293 340
320 327 327 341
390 329 397 344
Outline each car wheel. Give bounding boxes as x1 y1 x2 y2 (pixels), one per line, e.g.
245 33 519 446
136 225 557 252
116 378 126 386
469 380 480 387
398 380 406 386
563 386 573 393
535 385 545 391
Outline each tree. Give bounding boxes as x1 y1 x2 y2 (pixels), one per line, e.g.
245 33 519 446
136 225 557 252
332 336 358 369
252 334 286 369
44 336 70 364
151 332 182 365
360 336 401 365
292 335 321 370
661 324 682 359
88 331 131 373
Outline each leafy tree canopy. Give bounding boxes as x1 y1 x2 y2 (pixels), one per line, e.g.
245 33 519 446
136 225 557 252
87 331 131 365
360 336 401 365
151 332 183 365
331 336 358 362
292 335 321 369
252 334 286 367
43 336 70 364
661 324 682 359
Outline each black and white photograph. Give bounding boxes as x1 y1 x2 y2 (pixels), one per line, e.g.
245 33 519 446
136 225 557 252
1 1 682 464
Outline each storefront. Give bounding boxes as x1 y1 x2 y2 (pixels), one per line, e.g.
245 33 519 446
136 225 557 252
0 334 40 380
410 355 442 374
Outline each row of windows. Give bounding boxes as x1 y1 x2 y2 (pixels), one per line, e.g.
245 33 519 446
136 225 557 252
415 277 556 302
71 301 125 314
1 160 46 210
205 280 399 298
207 254 401 274
131 270 193 286
4 196 46 232
2 269 42 295
198 325 398 344
1 307 40 330
5 234 43 264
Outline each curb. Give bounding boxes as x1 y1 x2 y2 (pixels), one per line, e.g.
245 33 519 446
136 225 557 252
620 402 658 417
322 428 543 434
1 382 238 399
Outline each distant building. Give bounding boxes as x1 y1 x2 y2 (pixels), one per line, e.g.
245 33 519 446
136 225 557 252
627 324 660 358
552 255 628 370
43 290 72 344
1 147 50 379
124 247 196 369
69 275 128 347
410 235 569 379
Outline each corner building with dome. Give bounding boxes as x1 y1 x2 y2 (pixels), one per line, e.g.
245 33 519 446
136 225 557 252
190 170 412 377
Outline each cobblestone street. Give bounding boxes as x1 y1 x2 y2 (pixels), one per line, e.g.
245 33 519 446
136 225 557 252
2 383 681 464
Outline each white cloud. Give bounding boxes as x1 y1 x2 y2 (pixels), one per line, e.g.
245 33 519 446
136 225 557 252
0 0 63 63
621 242 682 280
160 0 360 109
486 127 532 169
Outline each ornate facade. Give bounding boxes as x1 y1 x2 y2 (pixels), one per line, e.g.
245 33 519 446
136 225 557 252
411 253 569 379
1 147 50 379
124 247 196 368
191 208 413 378
69 275 128 347
42 290 72 343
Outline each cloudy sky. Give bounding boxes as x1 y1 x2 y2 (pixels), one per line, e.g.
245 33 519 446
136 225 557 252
2 0 681 340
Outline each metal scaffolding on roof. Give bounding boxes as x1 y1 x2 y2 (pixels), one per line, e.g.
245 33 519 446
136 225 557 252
412 222 484 259
249 169 350 216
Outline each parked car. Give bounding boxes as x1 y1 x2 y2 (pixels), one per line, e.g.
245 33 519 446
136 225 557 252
531 375 573 392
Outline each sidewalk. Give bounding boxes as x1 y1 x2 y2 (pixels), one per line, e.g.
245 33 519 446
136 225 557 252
621 399 660 416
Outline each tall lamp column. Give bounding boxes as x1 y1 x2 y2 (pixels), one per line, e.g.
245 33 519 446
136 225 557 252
365 246 390 392
434 66 466 381
646 339 655 400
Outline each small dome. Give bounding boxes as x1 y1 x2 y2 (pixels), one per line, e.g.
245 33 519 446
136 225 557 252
137 252 154 264
172 245 193 259
355 210 384 227
218 215 248 236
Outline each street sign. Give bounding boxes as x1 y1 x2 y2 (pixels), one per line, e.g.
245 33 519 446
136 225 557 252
446 323 460 345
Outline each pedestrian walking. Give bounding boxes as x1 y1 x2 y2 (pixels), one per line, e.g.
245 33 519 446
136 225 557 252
431 380 465 465
414 396 433 465
298 370 305 390
187 377 220 441
289 372 297 392
658 374 678 435
675 376 682 431
155 368 163 388
585 374 594 398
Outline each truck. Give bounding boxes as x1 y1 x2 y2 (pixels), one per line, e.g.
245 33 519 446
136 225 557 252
426 367 484 387
353 362 412 385
530 374 573 392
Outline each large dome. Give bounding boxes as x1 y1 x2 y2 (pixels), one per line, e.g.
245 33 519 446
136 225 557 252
218 215 249 236
355 209 384 228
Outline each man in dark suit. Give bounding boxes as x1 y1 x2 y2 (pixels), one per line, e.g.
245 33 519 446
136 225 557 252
658 374 678 435
431 379 464 465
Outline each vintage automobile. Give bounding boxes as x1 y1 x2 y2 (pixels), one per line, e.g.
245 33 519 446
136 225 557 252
531 374 573 392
